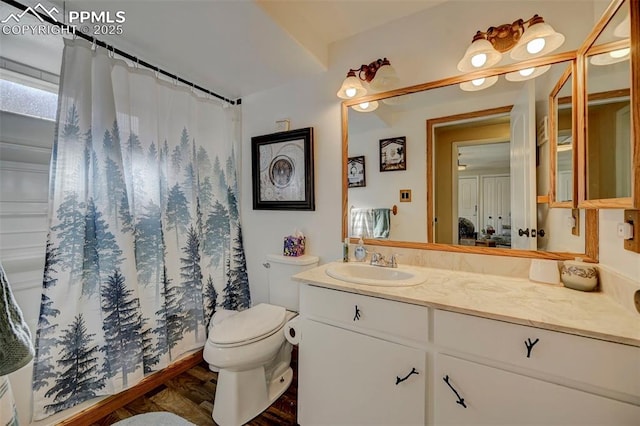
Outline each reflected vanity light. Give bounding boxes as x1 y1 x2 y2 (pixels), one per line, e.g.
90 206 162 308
352 100 379 113
337 58 399 112
589 48 630 65
505 64 551 81
457 14 565 72
614 15 630 37
459 75 498 91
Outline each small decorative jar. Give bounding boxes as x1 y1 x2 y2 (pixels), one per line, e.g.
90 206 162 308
560 259 598 291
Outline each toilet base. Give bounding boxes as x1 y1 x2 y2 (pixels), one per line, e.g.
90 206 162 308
212 366 293 426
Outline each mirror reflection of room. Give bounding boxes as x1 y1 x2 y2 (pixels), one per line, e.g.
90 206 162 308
585 0 632 201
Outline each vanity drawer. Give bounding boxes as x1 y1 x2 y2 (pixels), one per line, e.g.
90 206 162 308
300 284 429 345
434 309 640 398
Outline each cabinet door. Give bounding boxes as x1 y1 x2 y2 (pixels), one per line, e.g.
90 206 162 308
298 319 426 425
435 354 640 425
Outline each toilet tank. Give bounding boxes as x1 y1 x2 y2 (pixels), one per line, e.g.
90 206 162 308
266 254 319 311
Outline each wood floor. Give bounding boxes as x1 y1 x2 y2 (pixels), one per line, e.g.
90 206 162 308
90 350 298 426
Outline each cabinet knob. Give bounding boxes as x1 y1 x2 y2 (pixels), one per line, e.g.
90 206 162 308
525 338 540 358
443 375 467 408
518 228 530 237
395 367 419 385
353 305 361 321
538 229 546 237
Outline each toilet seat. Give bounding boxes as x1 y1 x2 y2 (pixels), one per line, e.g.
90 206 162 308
209 303 286 347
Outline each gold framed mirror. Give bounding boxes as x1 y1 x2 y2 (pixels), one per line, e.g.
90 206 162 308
342 51 597 261
578 0 639 208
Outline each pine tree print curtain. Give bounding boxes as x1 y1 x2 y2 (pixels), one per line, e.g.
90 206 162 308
32 39 250 420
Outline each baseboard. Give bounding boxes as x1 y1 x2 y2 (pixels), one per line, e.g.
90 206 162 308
56 349 204 425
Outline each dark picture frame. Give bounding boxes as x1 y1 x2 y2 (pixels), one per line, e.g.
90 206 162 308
251 127 315 210
379 136 406 171
347 155 366 188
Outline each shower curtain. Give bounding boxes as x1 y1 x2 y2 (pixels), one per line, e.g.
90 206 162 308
32 39 250 420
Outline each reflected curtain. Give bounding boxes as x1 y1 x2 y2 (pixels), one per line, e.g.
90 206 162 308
32 39 250 420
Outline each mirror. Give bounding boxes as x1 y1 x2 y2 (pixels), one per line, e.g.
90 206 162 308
549 62 575 207
344 56 596 260
581 0 638 207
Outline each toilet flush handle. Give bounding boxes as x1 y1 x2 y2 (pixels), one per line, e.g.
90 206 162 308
263 262 270 268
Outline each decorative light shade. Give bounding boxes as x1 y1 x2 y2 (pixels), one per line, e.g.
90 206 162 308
337 58 399 112
369 62 399 91
457 35 502 72
505 64 551 81
614 15 630 38
510 17 565 60
352 100 379 113
337 71 367 99
459 75 499 91
590 48 630 65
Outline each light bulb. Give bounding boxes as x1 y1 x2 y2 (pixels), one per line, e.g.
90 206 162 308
359 102 370 110
610 48 630 59
519 67 535 77
345 87 357 98
471 53 487 68
527 38 546 54
472 78 485 87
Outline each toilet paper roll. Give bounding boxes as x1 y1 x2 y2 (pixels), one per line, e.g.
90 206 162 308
284 317 301 345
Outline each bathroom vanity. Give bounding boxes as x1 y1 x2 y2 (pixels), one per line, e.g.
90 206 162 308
293 262 640 425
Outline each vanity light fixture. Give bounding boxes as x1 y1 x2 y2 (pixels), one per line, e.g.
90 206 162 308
457 15 565 72
590 48 631 65
459 75 499 92
337 58 399 112
505 64 551 81
352 100 379 112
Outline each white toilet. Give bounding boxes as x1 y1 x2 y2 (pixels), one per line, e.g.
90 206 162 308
203 254 319 426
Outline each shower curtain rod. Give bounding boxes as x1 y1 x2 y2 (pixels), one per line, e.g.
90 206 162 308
1 0 240 105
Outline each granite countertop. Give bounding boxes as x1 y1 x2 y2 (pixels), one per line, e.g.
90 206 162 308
293 262 640 347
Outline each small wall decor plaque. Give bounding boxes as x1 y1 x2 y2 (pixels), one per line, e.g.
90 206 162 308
347 155 366 188
380 136 406 172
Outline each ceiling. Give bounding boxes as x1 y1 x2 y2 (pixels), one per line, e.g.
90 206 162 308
0 0 448 100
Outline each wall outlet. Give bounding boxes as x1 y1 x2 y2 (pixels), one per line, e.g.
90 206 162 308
400 189 412 202
623 210 640 253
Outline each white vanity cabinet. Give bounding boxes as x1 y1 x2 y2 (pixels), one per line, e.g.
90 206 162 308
434 310 640 425
297 284 429 425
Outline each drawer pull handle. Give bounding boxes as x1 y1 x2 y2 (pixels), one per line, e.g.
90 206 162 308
395 367 419 385
525 338 539 358
443 375 467 408
353 305 361 321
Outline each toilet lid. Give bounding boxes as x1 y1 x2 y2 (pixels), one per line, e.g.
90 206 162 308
209 303 286 345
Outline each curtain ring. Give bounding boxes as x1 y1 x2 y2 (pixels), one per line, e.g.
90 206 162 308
108 45 115 58
91 39 97 51
134 57 139 69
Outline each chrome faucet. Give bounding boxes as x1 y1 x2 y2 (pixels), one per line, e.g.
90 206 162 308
370 252 399 268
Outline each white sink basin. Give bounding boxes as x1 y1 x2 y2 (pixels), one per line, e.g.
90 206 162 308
325 263 427 287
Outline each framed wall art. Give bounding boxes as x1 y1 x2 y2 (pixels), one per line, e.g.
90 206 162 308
379 136 406 171
347 155 366 188
251 127 315 210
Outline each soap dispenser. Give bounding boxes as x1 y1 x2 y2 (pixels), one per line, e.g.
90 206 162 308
354 237 367 262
